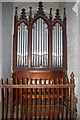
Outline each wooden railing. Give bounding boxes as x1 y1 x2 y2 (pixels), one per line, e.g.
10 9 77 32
0 72 75 119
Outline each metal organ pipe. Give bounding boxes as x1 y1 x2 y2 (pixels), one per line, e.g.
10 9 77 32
33 23 35 66
43 20 44 66
56 23 57 67
41 19 42 66
58 24 61 67
35 21 38 66
32 25 33 66
22 24 23 66
52 27 55 67
57 24 60 67
25 27 26 67
38 19 40 66
22 26 23 66
46 26 48 66
24 25 25 66
53 25 55 67
61 27 63 67
59 25 61 67
42 19 43 66
20 25 22 66
22 24 24 67
17 26 19 67
37 19 38 66
25 26 27 66
21 24 22 66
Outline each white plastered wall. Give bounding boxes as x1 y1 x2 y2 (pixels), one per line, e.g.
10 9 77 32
2 2 13 80
0 1 2 102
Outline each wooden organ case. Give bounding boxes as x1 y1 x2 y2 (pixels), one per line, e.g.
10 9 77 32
13 2 67 79
11 2 76 119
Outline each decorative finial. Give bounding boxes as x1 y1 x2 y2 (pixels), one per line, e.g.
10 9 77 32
70 72 74 84
38 2 43 11
50 8 52 19
34 2 46 18
70 72 74 78
37 2 44 14
63 71 68 84
55 9 61 20
66 75 69 84
21 8 26 19
29 6 32 18
10 72 13 78
63 8 66 20
15 7 18 16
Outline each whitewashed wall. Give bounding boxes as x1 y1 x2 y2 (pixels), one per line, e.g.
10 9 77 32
0 2 2 79
2 3 13 80
78 1 80 118
0 1 2 102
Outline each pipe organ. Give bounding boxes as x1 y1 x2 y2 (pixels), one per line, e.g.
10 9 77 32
12 3 75 119
13 2 67 79
8 2 76 119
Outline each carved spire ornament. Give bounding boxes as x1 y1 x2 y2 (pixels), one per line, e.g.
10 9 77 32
36 2 45 15
38 2 44 13
21 8 26 19
55 9 61 20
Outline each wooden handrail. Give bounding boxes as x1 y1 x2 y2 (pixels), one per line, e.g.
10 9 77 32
0 83 74 88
